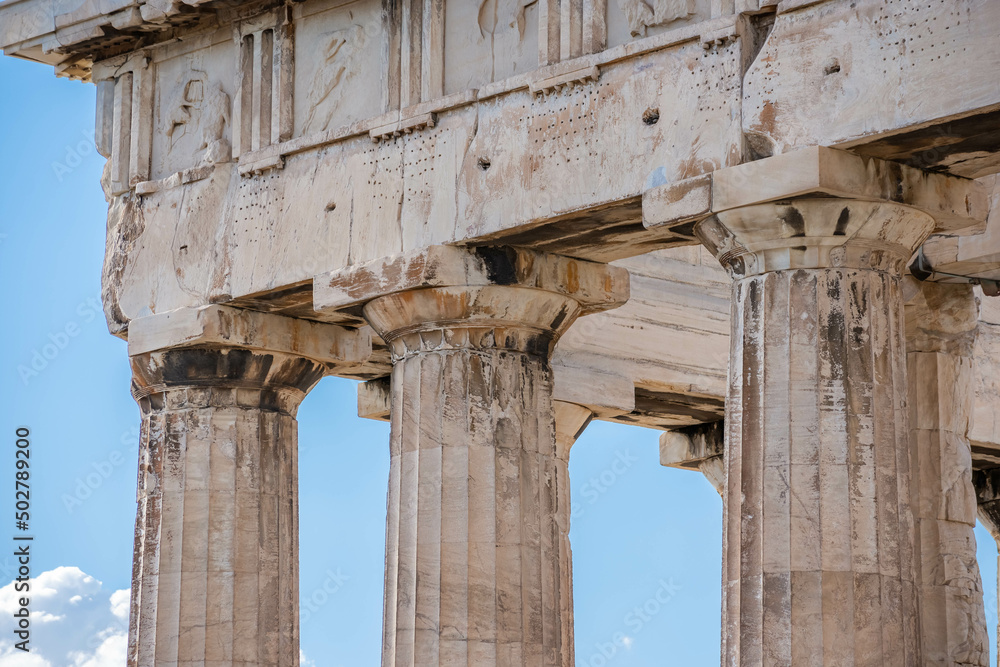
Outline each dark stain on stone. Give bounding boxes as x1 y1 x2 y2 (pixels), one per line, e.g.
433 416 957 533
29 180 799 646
834 207 850 236
474 246 519 285
550 304 570 331
525 334 554 359
632 389 725 423
780 207 806 237
728 255 746 278
850 108 1000 177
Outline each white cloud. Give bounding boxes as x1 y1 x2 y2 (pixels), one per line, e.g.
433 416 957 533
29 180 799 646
0 644 51 667
300 649 317 667
70 632 127 667
108 589 130 623
0 567 129 667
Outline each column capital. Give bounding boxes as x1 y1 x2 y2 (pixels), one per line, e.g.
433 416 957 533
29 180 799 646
126 304 371 412
642 146 989 279
696 198 935 277
314 246 629 360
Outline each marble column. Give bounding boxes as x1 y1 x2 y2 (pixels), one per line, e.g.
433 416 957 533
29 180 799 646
124 305 369 667
550 400 594 667
696 198 936 666
905 280 989 666
315 246 629 667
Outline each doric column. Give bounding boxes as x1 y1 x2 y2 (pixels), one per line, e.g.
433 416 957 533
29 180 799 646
700 198 932 666
124 305 370 667
677 147 988 667
315 246 629 666
905 280 989 666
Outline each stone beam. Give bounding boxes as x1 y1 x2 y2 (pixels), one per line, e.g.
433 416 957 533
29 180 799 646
82 2 749 330
914 176 1000 286
743 0 1000 178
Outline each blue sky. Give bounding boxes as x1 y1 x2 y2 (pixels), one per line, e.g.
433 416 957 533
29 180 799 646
0 54 997 666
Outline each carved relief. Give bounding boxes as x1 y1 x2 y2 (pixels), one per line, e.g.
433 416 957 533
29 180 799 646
164 74 204 145
162 72 231 165
292 1 382 139
444 0 539 94
477 0 537 41
617 0 695 37
199 83 232 164
303 24 367 134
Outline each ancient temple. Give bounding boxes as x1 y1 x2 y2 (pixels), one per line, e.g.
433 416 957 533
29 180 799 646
3 0 1000 664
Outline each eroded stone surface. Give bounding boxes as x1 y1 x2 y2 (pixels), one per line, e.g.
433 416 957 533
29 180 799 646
6 0 1000 665
698 194 938 666
128 347 323 667
342 248 626 666
905 280 989 667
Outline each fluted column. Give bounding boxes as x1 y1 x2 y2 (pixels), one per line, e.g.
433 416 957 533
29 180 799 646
696 197 936 666
315 246 629 666
124 306 369 667
550 400 593 667
905 280 989 665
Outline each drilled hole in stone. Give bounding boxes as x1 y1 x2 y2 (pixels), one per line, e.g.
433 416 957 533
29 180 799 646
643 108 660 125
478 156 491 170
824 58 842 74
325 201 337 212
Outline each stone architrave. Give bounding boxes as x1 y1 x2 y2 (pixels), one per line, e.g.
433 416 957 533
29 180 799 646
315 245 629 666
125 305 370 667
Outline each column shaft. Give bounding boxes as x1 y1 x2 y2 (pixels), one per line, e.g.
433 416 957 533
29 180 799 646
127 348 323 667
382 345 570 665
723 267 918 666
906 281 989 666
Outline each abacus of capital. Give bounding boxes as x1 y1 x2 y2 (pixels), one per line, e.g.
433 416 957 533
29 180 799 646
5 0 1000 665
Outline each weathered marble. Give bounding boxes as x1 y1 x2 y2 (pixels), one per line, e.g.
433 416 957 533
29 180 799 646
126 307 369 667
697 193 938 666
6 0 1000 664
318 245 628 666
904 280 989 666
